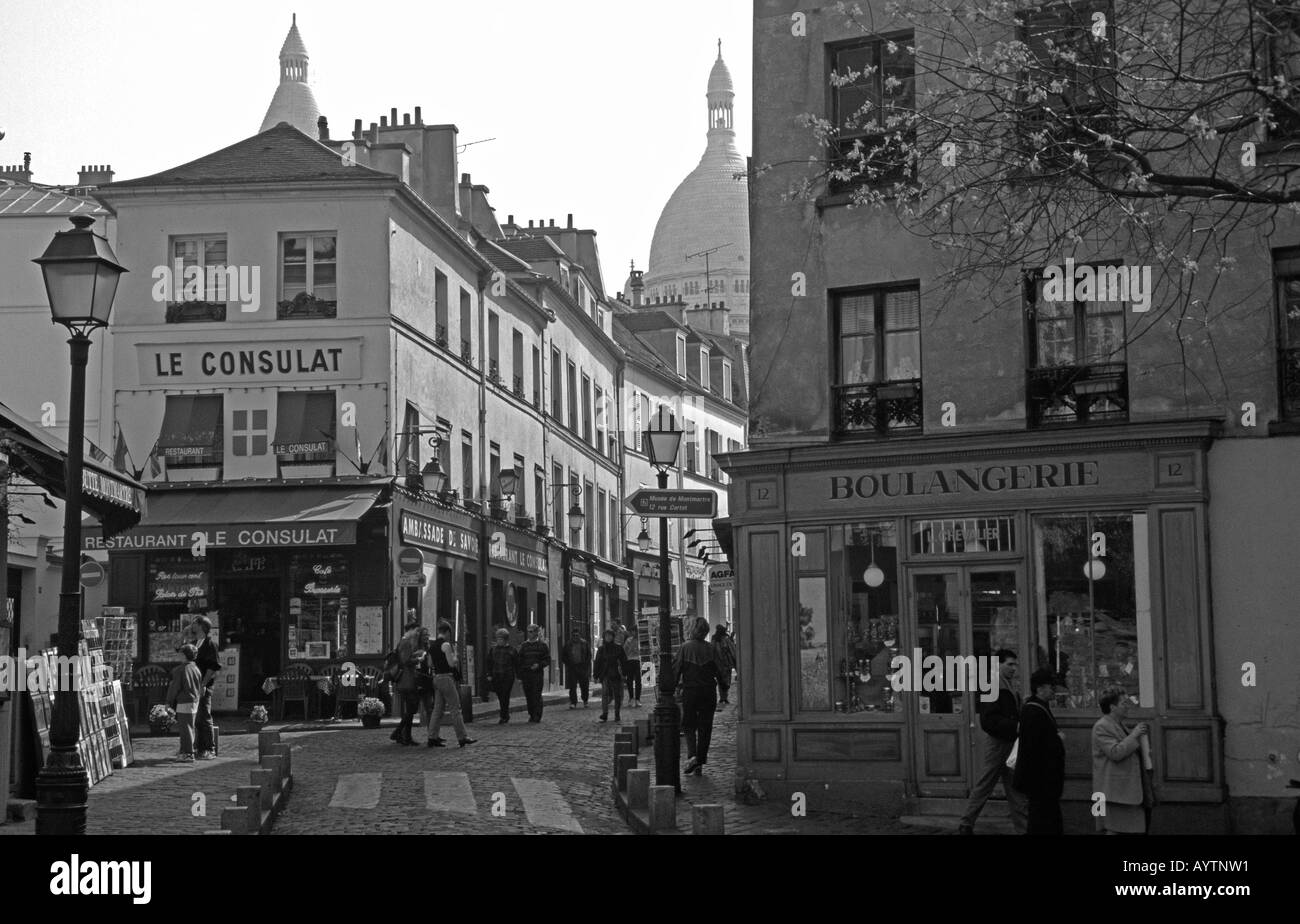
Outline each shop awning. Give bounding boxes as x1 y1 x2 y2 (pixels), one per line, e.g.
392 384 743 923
0 399 145 538
273 391 335 455
81 480 390 552
157 394 222 458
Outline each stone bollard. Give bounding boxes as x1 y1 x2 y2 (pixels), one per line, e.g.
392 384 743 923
614 732 635 754
250 769 277 809
692 804 725 835
615 754 637 791
648 785 676 831
271 743 292 779
236 786 263 833
220 805 251 835
635 718 651 746
257 729 281 759
620 725 639 749
260 753 285 781
627 768 651 810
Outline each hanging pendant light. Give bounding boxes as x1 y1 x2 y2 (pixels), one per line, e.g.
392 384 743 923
1083 557 1106 581
863 530 885 587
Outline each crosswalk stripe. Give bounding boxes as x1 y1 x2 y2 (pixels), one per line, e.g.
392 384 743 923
511 777 584 833
328 772 382 809
423 771 477 815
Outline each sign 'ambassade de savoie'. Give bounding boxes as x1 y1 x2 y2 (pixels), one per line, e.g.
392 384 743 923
830 460 1100 500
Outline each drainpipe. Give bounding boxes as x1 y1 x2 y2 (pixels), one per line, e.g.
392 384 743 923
476 270 490 699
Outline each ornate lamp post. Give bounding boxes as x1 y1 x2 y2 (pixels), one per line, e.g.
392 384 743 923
643 413 683 791
32 214 127 834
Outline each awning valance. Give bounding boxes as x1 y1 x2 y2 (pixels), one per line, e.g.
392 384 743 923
157 394 222 457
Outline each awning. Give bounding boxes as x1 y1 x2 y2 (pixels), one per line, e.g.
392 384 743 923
0 399 145 538
273 391 335 455
82 481 389 552
157 394 222 458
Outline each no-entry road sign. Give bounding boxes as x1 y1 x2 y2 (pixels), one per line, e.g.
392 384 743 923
625 489 717 518
79 560 105 588
397 546 424 573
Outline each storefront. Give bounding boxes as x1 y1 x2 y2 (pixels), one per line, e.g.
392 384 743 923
484 517 550 697
722 421 1223 826
92 479 391 707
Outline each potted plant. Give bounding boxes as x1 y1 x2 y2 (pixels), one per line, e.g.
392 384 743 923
247 704 269 734
148 704 175 736
358 697 385 729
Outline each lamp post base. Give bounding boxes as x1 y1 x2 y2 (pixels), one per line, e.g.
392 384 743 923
652 692 681 793
35 755 89 836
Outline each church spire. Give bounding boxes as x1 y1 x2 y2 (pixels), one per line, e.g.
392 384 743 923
260 15 322 135
707 41 734 134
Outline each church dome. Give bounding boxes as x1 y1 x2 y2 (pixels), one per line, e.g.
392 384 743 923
260 15 321 136
645 43 749 336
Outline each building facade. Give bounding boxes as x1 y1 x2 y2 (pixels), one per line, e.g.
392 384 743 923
726 0 1300 833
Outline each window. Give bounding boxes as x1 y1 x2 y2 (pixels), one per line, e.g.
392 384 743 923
553 461 565 535
1265 5 1300 139
597 488 608 559
707 429 721 481
274 391 336 471
513 454 526 513
833 285 922 435
489 443 501 501
722 360 732 401
167 236 228 322
594 385 606 454
567 360 578 432
279 233 337 317
434 270 449 346
231 409 268 457
459 289 473 363
685 419 698 473
1018 1 1117 168
157 394 224 472
699 347 711 391
512 329 524 397
1275 247 1300 419
534 466 546 525
608 494 619 556
287 552 349 660
584 481 595 552
827 35 916 192
639 394 650 450
675 334 687 378
434 418 451 479
488 311 500 382
581 373 593 442
461 431 474 500
1033 512 1148 710
532 345 542 407
633 391 643 451
1025 265 1128 426
400 403 421 472
551 347 563 419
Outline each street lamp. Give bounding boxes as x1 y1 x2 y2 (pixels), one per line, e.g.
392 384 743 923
32 214 126 835
636 518 651 553
643 412 682 791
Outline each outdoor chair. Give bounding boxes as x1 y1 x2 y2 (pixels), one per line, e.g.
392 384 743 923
275 663 314 721
131 664 171 723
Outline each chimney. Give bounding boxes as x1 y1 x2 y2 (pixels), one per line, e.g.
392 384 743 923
1 152 34 184
508 214 514 225
528 220 534 228
550 218 556 227
317 116 330 141
403 112 411 126
414 106 422 124
461 173 471 184
380 115 388 128
630 269 645 307
76 164 114 187
354 118 363 139
567 213 573 228
391 107 398 127
370 122 379 143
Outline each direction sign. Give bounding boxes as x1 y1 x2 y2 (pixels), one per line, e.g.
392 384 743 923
625 489 717 518
397 546 425 574
397 572 426 587
79 560 105 588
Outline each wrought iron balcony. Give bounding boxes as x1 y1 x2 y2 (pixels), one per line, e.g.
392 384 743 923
434 323 448 348
489 360 500 384
1282 347 1300 419
1027 362 1128 427
461 340 473 364
834 379 923 436
513 375 525 399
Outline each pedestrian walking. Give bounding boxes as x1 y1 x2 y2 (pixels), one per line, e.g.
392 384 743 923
191 615 220 760
1092 687 1155 834
165 644 203 762
673 620 719 775
393 624 427 746
1012 668 1067 835
389 619 421 743
957 649 1028 835
563 631 590 710
593 629 627 723
711 623 736 705
518 624 551 723
485 628 519 723
426 621 476 748
622 624 642 708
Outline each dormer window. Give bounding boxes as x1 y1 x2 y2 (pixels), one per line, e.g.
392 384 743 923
699 347 711 391
722 360 732 401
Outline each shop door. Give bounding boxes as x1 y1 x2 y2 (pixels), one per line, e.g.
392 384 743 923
908 566 1021 797
216 577 282 705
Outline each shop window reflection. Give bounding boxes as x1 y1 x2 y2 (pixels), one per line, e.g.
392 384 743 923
1033 513 1141 710
843 522 900 713
287 552 350 660
797 577 830 710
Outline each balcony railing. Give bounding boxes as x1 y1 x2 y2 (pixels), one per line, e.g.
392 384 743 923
834 379 923 436
1281 347 1300 419
434 323 448 348
513 375 525 399
461 340 473 364
489 360 500 384
1027 362 1128 427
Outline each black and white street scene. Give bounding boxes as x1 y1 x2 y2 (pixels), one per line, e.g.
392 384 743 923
0 0 1297 878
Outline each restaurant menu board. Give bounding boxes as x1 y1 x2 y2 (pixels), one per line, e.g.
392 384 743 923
355 606 384 655
210 644 241 712
149 556 209 604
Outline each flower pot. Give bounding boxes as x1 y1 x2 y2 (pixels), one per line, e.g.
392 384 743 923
361 714 381 729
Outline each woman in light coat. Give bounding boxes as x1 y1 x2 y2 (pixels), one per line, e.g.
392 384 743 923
1092 687 1155 834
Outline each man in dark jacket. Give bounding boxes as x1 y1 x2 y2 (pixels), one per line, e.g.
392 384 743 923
593 629 627 723
1013 668 1067 835
485 628 519 723
958 649 1027 834
563 632 591 709
517 624 551 723
672 620 719 775
191 616 221 760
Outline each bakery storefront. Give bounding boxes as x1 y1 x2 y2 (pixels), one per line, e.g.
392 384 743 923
89 479 391 705
721 422 1223 827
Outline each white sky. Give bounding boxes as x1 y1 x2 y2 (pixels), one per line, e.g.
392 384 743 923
0 0 752 292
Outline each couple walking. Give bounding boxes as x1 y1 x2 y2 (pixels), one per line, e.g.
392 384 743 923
564 625 643 711
483 624 552 723
165 615 220 762
391 621 476 748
